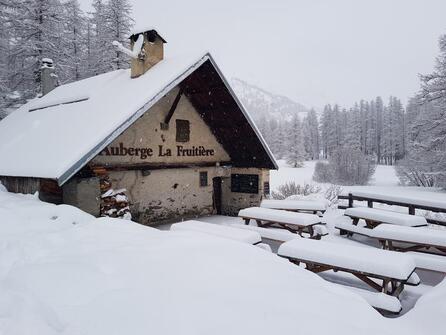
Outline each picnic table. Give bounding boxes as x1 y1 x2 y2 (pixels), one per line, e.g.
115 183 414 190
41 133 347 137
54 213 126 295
344 207 428 228
336 221 446 256
339 191 446 226
238 207 325 238
260 199 326 215
170 220 262 245
278 238 420 307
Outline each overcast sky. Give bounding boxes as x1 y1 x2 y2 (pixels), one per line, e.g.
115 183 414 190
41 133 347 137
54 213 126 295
80 0 446 109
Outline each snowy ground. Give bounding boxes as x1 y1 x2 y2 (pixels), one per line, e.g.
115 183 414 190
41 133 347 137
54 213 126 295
270 160 446 198
1 163 446 334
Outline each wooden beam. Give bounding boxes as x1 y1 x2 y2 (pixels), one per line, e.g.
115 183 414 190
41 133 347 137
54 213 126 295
89 161 232 172
164 88 183 125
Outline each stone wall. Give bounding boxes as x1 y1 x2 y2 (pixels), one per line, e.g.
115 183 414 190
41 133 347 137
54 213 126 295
220 168 270 216
63 177 101 216
106 167 219 224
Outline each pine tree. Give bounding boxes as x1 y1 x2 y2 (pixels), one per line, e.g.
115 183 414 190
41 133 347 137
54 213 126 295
375 96 384 163
89 0 113 75
60 0 87 82
344 105 361 151
399 33 446 187
104 0 133 70
302 109 320 160
286 115 306 167
4 0 65 101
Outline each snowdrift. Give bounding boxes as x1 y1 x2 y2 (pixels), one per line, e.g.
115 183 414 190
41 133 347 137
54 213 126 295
0 187 437 334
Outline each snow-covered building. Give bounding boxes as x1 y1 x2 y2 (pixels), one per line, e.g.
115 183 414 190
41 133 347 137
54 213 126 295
0 29 277 224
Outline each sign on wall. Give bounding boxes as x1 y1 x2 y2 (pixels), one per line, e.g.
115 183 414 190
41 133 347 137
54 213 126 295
99 142 215 159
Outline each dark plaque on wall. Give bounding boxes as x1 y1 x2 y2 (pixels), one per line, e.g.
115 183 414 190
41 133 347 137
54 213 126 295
231 174 259 194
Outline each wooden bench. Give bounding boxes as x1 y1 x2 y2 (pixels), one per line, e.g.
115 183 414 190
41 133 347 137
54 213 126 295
342 285 402 314
260 199 326 216
336 222 446 256
344 207 428 228
170 220 262 245
339 191 446 226
238 207 325 238
230 224 300 244
278 238 419 305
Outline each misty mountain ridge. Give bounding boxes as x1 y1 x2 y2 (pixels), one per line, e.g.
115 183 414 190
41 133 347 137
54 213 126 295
231 78 309 121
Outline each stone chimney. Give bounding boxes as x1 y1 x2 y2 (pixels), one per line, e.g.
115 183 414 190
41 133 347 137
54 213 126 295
130 29 167 78
41 58 58 96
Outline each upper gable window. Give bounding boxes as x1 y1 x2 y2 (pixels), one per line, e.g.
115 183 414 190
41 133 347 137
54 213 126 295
176 119 190 142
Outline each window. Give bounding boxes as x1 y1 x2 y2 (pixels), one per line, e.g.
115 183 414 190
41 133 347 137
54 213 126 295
176 119 190 142
199 171 208 187
231 174 259 194
263 182 270 196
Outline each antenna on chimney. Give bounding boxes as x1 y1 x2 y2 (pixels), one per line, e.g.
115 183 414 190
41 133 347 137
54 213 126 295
112 34 145 60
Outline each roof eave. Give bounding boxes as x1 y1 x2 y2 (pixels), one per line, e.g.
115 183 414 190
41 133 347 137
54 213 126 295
204 53 278 170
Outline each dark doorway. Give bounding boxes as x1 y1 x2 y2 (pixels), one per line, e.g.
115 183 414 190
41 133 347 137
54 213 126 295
212 177 222 215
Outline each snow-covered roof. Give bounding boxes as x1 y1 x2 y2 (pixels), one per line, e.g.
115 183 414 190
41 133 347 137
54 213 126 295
0 52 277 185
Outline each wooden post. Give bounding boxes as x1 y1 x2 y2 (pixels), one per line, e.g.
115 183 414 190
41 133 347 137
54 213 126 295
348 193 353 208
409 205 415 215
367 200 373 208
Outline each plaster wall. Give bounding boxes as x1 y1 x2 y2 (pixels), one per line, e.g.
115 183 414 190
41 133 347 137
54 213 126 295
92 86 230 166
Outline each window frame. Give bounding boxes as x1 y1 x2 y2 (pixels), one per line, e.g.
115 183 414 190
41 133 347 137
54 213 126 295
199 171 208 187
230 174 259 194
176 119 190 142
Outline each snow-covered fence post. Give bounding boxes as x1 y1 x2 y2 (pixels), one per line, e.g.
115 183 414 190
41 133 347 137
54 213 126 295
348 193 353 208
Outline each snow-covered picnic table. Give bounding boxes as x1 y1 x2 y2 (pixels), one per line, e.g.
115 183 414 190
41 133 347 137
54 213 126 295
339 191 446 226
230 224 300 243
238 207 325 238
336 222 446 256
344 207 428 227
278 238 419 308
260 199 326 215
170 220 262 245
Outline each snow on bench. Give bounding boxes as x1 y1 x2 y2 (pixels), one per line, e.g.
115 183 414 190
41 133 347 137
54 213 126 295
350 191 446 211
239 207 321 226
344 207 428 227
278 238 417 281
229 224 300 243
260 199 326 213
335 222 446 271
407 252 446 273
336 222 446 251
170 220 262 245
335 221 373 237
238 207 323 237
373 224 446 247
342 285 402 314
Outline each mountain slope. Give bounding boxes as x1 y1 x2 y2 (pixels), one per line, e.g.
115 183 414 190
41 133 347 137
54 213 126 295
231 78 309 121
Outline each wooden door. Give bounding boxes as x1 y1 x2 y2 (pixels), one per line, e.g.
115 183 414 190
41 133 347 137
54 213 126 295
212 177 222 215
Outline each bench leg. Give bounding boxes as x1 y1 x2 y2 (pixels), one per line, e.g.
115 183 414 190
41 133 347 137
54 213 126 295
308 226 314 238
244 218 250 225
391 282 404 298
255 219 264 227
382 279 390 294
352 217 359 226
339 228 349 236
